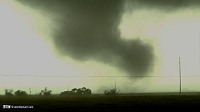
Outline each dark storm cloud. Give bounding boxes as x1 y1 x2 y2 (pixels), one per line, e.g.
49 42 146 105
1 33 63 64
126 0 200 11
17 0 154 76
132 0 200 6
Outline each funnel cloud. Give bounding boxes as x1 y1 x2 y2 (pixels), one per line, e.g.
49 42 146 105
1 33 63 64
18 0 155 76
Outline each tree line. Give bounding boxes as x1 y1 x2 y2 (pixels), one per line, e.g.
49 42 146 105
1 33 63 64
4 86 118 96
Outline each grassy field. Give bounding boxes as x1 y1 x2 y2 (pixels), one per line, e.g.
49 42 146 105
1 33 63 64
1 93 200 111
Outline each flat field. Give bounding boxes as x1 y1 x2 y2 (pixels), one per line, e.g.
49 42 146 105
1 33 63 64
0 93 200 111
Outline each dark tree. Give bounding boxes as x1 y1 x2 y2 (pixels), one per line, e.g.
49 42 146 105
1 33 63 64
60 87 92 95
71 88 78 94
15 90 28 96
4 89 14 96
76 87 92 95
85 89 92 95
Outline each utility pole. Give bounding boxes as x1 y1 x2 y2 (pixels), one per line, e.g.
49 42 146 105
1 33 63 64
179 57 182 95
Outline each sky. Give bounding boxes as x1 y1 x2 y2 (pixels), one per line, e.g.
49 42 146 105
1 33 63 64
0 0 199 94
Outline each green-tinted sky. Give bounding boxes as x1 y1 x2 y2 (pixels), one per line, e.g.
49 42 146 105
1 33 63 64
0 0 199 94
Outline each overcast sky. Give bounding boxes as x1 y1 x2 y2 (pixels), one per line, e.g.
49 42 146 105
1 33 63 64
0 0 199 94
